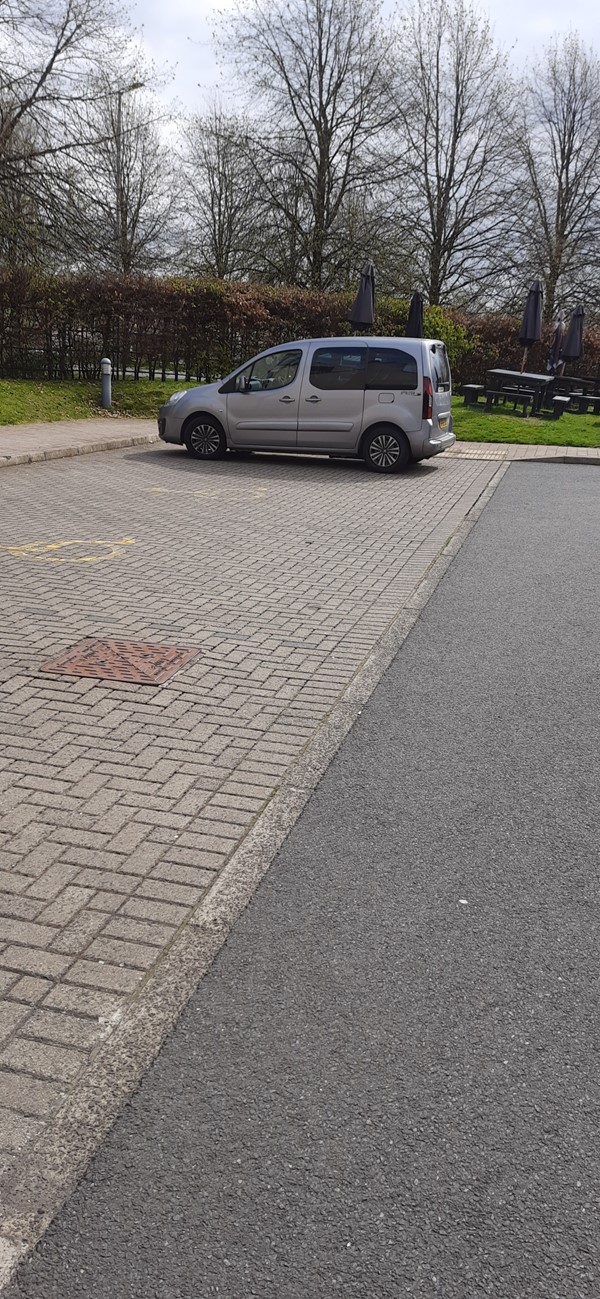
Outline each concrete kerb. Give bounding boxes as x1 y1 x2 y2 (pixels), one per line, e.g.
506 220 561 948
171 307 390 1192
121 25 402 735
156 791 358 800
0 461 509 1289
0 432 159 469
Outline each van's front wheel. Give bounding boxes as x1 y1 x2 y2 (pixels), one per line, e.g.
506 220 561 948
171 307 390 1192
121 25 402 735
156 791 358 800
183 415 226 460
362 426 410 474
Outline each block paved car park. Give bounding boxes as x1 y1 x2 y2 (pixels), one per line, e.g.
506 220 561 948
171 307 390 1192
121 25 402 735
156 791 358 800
0 438 501 1279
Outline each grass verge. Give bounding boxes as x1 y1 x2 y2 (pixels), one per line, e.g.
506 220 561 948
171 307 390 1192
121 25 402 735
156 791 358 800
1 379 600 448
453 398 600 447
0 378 189 425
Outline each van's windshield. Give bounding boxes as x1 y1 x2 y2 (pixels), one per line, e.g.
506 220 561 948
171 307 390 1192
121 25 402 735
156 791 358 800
430 345 451 392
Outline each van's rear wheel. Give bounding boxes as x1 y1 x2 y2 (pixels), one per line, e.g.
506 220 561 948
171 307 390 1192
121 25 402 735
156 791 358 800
363 426 410 474
183 415 226 460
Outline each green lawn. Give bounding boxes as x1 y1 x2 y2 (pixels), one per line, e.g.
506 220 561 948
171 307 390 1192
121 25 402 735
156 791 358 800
452 397 600 447
2 379 600 447
0 378 189 425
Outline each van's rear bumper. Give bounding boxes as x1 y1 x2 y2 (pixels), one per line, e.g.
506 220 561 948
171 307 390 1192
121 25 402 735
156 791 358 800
421 428 456 457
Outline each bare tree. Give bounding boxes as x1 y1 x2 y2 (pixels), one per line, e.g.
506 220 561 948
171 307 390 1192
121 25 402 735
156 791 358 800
390 0 513 306
0 118 46 263
60 76 177 274
222 0 396 289
309 189 416 293
516 36 600 318
248 145 314 285
0 0 119 170
0 0 137 266
181 98 414 291
183 107 259 278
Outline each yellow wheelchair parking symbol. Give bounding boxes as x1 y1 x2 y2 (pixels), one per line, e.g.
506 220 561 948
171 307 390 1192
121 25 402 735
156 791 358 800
0 537 135 564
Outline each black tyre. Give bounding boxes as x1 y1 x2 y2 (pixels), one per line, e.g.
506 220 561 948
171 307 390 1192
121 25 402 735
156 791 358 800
362 425 410 474
183 415 226 460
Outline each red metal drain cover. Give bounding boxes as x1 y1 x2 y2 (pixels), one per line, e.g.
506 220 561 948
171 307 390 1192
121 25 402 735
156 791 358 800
41 638 199 685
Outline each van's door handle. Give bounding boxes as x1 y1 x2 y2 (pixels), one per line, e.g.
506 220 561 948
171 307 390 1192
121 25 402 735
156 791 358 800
279 395 294 403
305 395 321 403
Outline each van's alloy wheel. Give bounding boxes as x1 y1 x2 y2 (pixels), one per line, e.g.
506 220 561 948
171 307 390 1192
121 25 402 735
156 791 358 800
184 417 226 459
363 427 410 474
370 433 400 467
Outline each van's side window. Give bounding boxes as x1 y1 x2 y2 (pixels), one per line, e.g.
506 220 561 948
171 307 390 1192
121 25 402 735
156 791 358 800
309 348 366 390
366 348 418 390
246 349 302 392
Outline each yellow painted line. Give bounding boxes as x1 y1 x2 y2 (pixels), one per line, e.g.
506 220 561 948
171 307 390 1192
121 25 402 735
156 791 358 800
0 537 135 564
145 486 268 501
145 485 225 499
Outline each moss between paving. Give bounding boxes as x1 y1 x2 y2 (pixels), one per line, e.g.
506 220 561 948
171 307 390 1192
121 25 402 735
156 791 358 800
1 380 600 448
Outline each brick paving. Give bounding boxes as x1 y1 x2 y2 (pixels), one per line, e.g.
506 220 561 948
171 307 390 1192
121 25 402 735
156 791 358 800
0 443 498 1188
0 419 156 468
448 439 600 463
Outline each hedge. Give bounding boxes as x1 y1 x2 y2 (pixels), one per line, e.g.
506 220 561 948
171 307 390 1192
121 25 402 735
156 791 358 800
0 272 468 382
0 271 597 386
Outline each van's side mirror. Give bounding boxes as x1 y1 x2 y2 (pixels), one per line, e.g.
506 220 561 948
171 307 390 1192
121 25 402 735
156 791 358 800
235 374 248 393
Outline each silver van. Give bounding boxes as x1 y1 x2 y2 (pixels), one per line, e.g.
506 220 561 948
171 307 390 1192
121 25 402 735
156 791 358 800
158 336 455 474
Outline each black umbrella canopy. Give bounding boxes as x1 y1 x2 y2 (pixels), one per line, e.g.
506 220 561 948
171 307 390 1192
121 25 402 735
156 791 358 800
560 305 585 362
406 291 424 338
348 261 375 330
518 280 544 349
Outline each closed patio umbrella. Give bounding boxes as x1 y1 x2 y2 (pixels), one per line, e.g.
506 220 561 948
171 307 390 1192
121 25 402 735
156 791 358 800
518 280 543 371
560 305 585 365
546 308 565 374
406 291 424 338
348 261 375 330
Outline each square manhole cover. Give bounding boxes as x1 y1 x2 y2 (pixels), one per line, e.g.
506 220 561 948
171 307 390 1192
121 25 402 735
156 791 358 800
41 638 199 685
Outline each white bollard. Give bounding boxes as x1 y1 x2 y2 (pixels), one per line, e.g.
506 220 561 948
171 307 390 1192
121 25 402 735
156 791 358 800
101 357 112 410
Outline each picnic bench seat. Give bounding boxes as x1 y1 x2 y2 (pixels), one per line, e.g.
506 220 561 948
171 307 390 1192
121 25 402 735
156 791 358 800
542 387 580 413
463 384 485 406
486 385 535 416
552 396 571 419
576 393 600 415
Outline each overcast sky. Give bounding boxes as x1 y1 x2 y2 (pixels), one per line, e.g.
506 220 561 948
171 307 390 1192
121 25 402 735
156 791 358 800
132 0 599 114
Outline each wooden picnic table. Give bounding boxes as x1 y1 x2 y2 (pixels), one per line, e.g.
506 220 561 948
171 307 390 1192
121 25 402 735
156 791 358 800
552 374 600 409
486 369 551 416
566 375 600 395
542 376 600 410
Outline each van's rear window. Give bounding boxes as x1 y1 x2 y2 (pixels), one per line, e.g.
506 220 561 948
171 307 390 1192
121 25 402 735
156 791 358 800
430 345 451 391
366 348 418 390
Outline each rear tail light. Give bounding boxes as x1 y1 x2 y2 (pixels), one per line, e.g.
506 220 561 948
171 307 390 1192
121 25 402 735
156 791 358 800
422 376 433 420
